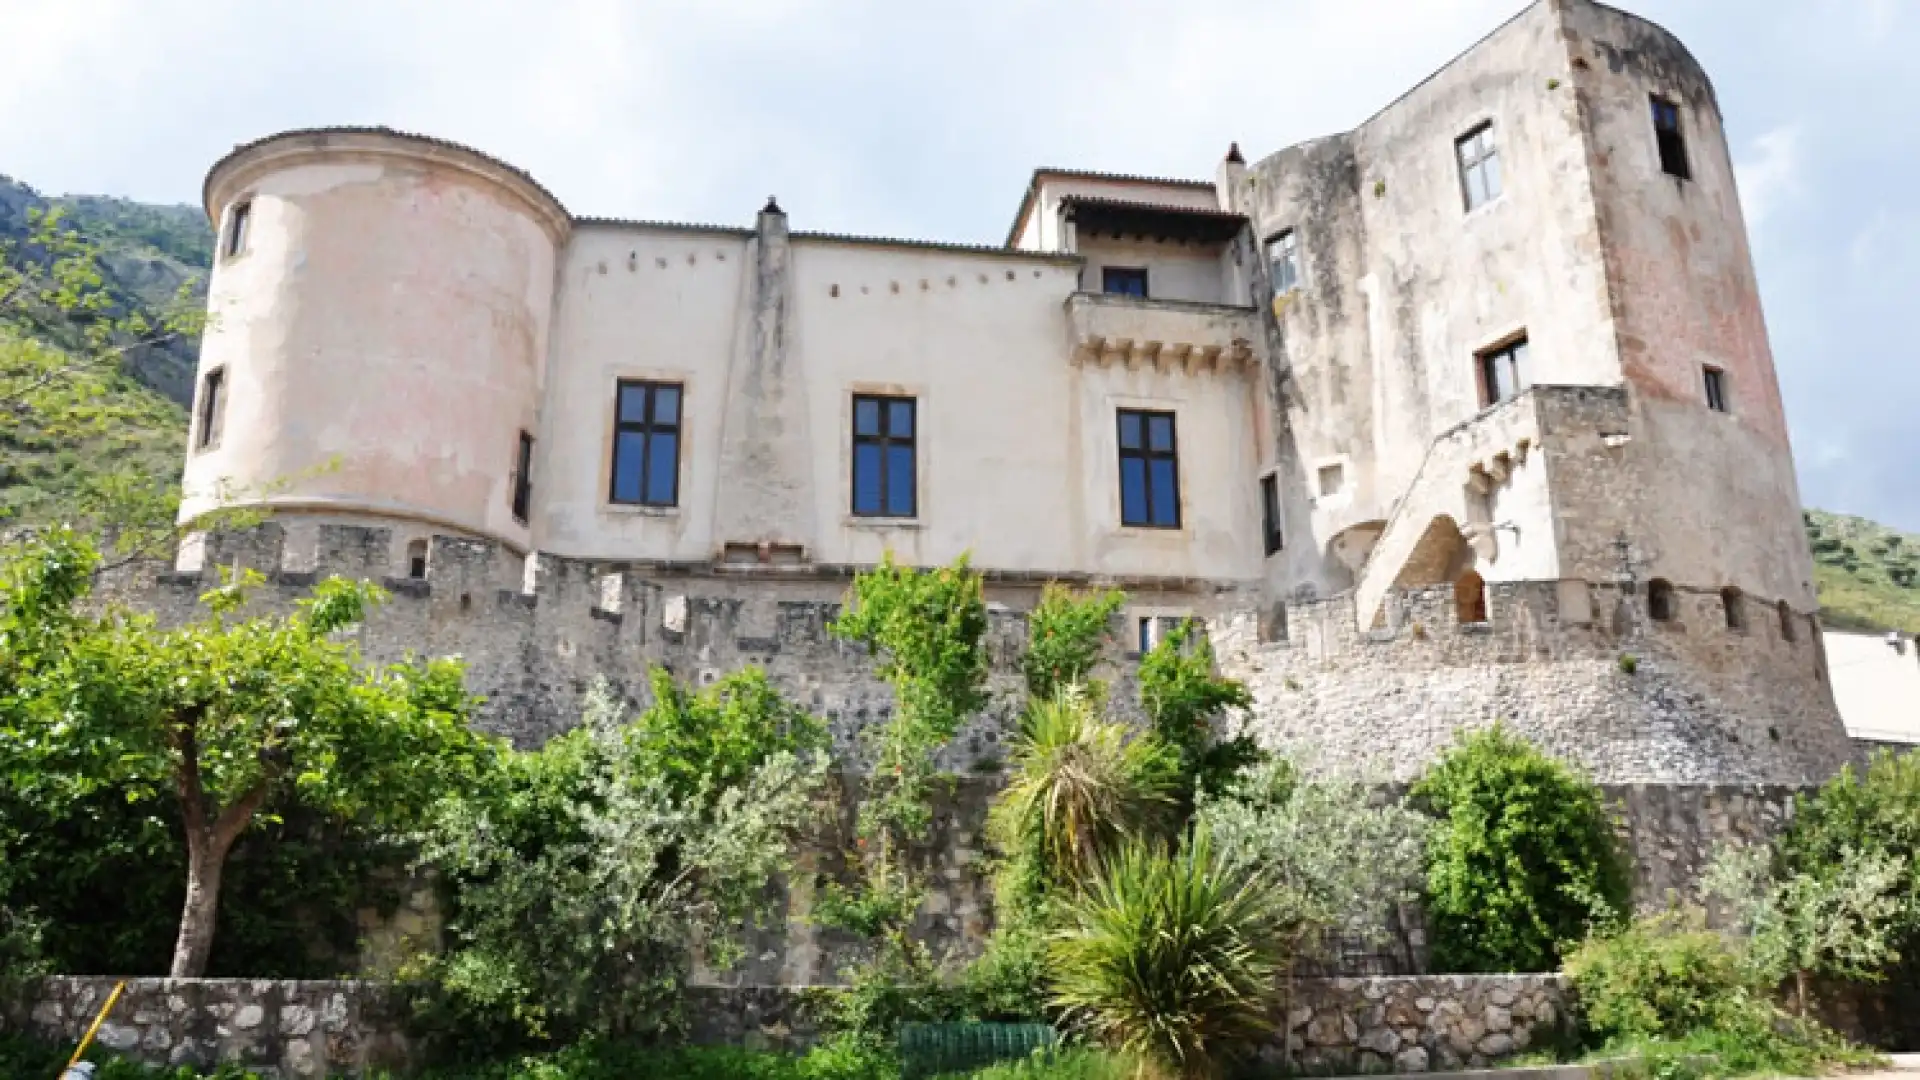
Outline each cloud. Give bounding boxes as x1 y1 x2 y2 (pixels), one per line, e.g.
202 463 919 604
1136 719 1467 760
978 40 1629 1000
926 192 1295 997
1734 124 1800 233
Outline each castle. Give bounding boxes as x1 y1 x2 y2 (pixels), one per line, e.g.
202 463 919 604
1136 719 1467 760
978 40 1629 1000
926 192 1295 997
140 0 1855 796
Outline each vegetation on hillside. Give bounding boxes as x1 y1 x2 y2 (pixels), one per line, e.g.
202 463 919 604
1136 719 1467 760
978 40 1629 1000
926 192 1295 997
1806 509 1920 635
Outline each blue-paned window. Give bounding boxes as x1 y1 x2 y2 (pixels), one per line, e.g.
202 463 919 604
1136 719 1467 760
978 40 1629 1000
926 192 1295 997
852 394 916 518
1102 267 1149 298
609 380 681 507
1117 408 1180 528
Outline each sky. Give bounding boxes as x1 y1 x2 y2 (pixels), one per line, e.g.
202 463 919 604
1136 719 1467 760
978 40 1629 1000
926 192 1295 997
0 0 1913 530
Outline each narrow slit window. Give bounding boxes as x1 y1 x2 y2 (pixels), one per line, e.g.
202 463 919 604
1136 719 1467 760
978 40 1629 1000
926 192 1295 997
1266 230 1300 295
1652 96 1691 180
1118 408 1180 528
511 431 534 523
609 380 681 507
1648 579 1676 623
406 539 428 580
1721 587 1745 630
1102 267 1149 298
195 368 226 451
1703 366 1729 413
1456 123 1503 211
851 394 916 518
1261 474 1285 556
225 201 251 258
1478 336 1530 406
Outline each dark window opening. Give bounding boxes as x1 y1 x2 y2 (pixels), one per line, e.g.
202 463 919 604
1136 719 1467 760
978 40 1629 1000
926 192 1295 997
1652 97 1691 180
1138 616 1189 654
195 368 225 450
610 380 681 507
1648 578 1676 622
1478 336 1530 406
1260 474 1285 556
1456 123 1503 211
1704 366 1729 413
1456 571 1489 625
511 431 534 523
225 201 251 258
406 539 428 580
1778 600 1797 643
852 394 916 517
1722 587 1744 630
1118 409 1180 528
1102 267 1149 298
1266 230 1300 294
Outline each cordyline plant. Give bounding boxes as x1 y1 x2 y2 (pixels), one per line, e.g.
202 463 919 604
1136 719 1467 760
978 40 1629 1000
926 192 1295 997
0 527 493 976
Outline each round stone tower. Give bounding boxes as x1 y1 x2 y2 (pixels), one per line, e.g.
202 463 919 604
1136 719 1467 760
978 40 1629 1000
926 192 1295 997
184 128 569 558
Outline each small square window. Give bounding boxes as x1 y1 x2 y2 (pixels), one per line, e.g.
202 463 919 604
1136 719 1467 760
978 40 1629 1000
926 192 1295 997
1703 366 1729 413
195 368 226 451
1652 96 1691 180
1456 123 1503 212
1318 463 1346 497
1260 474 1284 557
1118 408 1180 528
1102 267 1149 298
852 394 916 518
609 380 681 507
1265 230 1300 295
225 201 251 258
1478 336 1530 406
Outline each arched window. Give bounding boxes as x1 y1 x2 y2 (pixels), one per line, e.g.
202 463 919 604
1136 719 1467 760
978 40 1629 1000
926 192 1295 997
1455 570 1489 625
1647 579 1676 623
1720 587 1744 631
1778 600 1797 643
406 538 428 580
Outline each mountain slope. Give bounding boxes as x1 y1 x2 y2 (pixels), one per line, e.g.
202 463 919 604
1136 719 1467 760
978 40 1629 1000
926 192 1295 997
1805 510 1920 635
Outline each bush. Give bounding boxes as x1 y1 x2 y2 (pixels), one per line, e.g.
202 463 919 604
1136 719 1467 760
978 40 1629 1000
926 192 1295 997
1023 585 1125 700
1413 725 1629 973
0 1033 264 1079
1137 622 1257 804
940 1049 1139 1080
1563 911 1751 1040
1048 829 1290 1078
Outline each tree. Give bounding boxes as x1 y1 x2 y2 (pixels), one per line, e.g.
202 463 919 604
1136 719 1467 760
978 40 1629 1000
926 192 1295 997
1137 620 1257 805
0 528 492 976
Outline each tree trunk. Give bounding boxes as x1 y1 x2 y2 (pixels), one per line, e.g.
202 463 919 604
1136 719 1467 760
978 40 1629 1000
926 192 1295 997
1794 969 1810 1018
170 829 227 978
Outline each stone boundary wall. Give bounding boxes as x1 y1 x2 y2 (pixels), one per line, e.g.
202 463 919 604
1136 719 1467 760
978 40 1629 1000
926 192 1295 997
1 978 411 1078
689 975 1571 1074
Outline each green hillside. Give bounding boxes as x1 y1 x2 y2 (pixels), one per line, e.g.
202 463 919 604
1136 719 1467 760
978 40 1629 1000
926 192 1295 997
1805 509 1920 635
0 175 209 534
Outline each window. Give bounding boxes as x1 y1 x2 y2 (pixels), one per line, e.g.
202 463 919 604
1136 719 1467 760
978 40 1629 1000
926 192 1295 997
406 538 428 580
1478 337 1530 406
195 368 226 451
1456 571 1489 625
1266 230 1300 294
510 431 534 523
1703 366 1729 413
1778 600 1797 643
225 201 251 258
1137 615 1188 654
1318 463 1346 497
1261 474 1284 556
609 380 681 507
852 394 916 517
1102 267 1149 298
1117 409 1180 528
1456 123 1503 211
1652 96 1690 180
1648 578 1676 622
1721 587 1745 630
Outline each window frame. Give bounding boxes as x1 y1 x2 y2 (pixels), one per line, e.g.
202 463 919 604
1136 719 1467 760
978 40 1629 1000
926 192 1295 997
608 379 683 508
1116 408 1182 529
1260 473 1285 557
510 430 534 523
850 393 918 519
1703 366 1729 414
225 201 251 259
1265 229 1301 295
194 367 227 452
1455 122 1503 212
1477 335 1531 407
1651 96 1691 181
1101 266 1149 298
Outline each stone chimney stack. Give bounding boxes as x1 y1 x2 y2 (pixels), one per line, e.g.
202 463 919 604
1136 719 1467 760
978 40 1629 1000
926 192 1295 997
1216 142 1248 213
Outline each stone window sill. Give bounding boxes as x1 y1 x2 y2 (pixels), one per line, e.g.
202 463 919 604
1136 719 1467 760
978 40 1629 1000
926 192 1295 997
844 516 922 530
603 503 680 518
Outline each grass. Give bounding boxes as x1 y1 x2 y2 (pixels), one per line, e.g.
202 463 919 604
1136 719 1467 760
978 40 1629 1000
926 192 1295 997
1807 510 1920 635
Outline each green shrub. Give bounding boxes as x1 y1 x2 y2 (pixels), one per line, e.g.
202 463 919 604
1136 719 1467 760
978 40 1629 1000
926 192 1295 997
963 926 1052 1022
1413 724 1629 973
0 1032 264 1079
1137 621 1257 804
1048 829 1289 1078
938 1048 1139 1080
1023 585 1125 700
1563 911 1751 1040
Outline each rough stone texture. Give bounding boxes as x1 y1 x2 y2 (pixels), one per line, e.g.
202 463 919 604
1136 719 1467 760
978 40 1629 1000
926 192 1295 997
2 978 410 1078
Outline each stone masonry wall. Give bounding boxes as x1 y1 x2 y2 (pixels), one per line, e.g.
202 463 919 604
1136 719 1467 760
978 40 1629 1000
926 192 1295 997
2 978 410 1078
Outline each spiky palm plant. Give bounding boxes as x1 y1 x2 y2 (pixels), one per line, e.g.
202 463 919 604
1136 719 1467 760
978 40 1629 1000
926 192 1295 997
1047 829 1292 1079
990 684 1177 900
